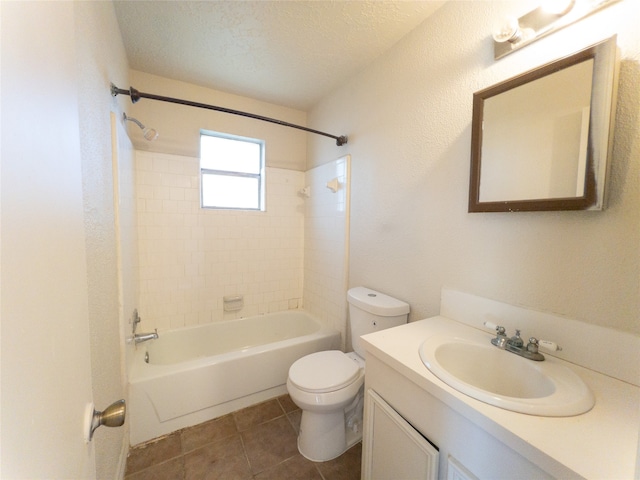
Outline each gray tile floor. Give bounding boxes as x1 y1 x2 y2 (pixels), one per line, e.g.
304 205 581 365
125 394 362 480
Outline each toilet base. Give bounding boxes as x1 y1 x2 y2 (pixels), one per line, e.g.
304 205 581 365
297 409 362 462
296 391 364 463
298 409 344 462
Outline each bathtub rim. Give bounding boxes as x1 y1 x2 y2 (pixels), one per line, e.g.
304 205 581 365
129 309 337 382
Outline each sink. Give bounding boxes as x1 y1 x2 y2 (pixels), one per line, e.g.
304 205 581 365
419 335 595 416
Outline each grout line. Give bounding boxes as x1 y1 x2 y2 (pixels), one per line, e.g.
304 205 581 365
284 411 299 433
237 432 255 478
317 464 328 480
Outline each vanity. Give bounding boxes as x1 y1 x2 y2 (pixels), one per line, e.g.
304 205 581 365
360 289 640 479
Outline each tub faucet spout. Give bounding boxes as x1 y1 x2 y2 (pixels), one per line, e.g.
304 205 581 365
134 329 158 344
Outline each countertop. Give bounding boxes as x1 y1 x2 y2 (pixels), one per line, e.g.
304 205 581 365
361 316 640 480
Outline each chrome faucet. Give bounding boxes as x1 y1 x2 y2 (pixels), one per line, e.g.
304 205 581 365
508 329 524 349
134 329 159 344
484 321 561 361
131 309 159 344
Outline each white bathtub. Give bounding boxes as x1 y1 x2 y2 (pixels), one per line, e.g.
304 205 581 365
128 310 340 445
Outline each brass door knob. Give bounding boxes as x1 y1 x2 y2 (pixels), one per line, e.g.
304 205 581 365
88 399 126 441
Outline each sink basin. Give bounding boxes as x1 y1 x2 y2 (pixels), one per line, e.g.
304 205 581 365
419 335 595 416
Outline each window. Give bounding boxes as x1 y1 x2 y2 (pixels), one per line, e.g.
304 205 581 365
200 131 265 210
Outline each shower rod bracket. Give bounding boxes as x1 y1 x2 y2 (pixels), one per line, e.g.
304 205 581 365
110 83 348 146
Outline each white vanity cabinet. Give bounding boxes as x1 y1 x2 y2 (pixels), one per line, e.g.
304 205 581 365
361 292 640 479
362 353 556 480
362 389 439 479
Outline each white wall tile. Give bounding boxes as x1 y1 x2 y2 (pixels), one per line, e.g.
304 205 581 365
136 151 305 329
303 156 350 349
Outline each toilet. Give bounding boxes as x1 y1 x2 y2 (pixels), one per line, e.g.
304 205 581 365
286 287 410 461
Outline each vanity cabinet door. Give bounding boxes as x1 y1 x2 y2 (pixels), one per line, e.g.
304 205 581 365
363 389 439 480
447 456 479 480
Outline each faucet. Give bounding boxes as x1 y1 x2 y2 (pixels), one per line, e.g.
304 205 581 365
131 309 159 344
483 321 561 361
134 329 159 344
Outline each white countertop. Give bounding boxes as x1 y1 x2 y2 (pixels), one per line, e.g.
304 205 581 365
361 316 640 480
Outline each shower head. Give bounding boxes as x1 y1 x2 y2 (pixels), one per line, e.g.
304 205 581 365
123 113 158 141
142 127 159 141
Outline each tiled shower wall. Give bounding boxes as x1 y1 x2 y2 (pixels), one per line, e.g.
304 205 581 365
303 156 350 349
135 150 305 331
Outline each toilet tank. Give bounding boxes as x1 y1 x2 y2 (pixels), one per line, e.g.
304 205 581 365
347 287 410 357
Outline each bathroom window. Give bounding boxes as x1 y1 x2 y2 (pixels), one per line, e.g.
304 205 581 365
200 131 265 210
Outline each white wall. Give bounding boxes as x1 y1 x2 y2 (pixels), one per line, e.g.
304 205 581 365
135 151 305 331
126 70 308 171
308 0 640 336
1 2 96 477
75 2 134 477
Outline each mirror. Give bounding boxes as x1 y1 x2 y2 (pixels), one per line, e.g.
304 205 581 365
469 36 618 212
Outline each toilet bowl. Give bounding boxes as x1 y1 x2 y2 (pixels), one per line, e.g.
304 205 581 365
287 287 409 462
287 350 365 461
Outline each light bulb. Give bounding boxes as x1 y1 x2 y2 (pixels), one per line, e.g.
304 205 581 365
492 17 523 44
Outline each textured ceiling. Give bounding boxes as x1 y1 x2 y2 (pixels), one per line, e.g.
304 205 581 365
113 1 446 110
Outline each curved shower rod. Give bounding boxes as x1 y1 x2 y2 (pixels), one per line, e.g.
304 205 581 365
110 84 348 146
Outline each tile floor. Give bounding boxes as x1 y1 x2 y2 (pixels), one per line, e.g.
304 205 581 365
124 394 362 480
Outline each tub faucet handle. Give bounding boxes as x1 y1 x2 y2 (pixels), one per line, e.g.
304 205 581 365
132 309 141 334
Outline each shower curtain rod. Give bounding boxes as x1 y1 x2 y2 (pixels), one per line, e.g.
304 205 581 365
110 84 348 146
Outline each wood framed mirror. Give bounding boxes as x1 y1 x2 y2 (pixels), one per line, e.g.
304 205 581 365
469 36 618 212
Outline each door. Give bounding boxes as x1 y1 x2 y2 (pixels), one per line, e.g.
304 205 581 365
1 2 96 477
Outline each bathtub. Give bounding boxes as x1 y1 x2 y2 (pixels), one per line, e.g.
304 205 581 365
128 310 340 445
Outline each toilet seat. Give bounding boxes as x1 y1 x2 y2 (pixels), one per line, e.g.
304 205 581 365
289 350 360 393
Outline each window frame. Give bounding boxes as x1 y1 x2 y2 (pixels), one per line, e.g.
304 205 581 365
199 130 266 211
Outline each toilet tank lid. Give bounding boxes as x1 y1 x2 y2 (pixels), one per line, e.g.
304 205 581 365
347 287 410 316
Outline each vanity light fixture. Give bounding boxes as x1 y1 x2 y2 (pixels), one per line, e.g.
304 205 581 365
493 0 621 59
